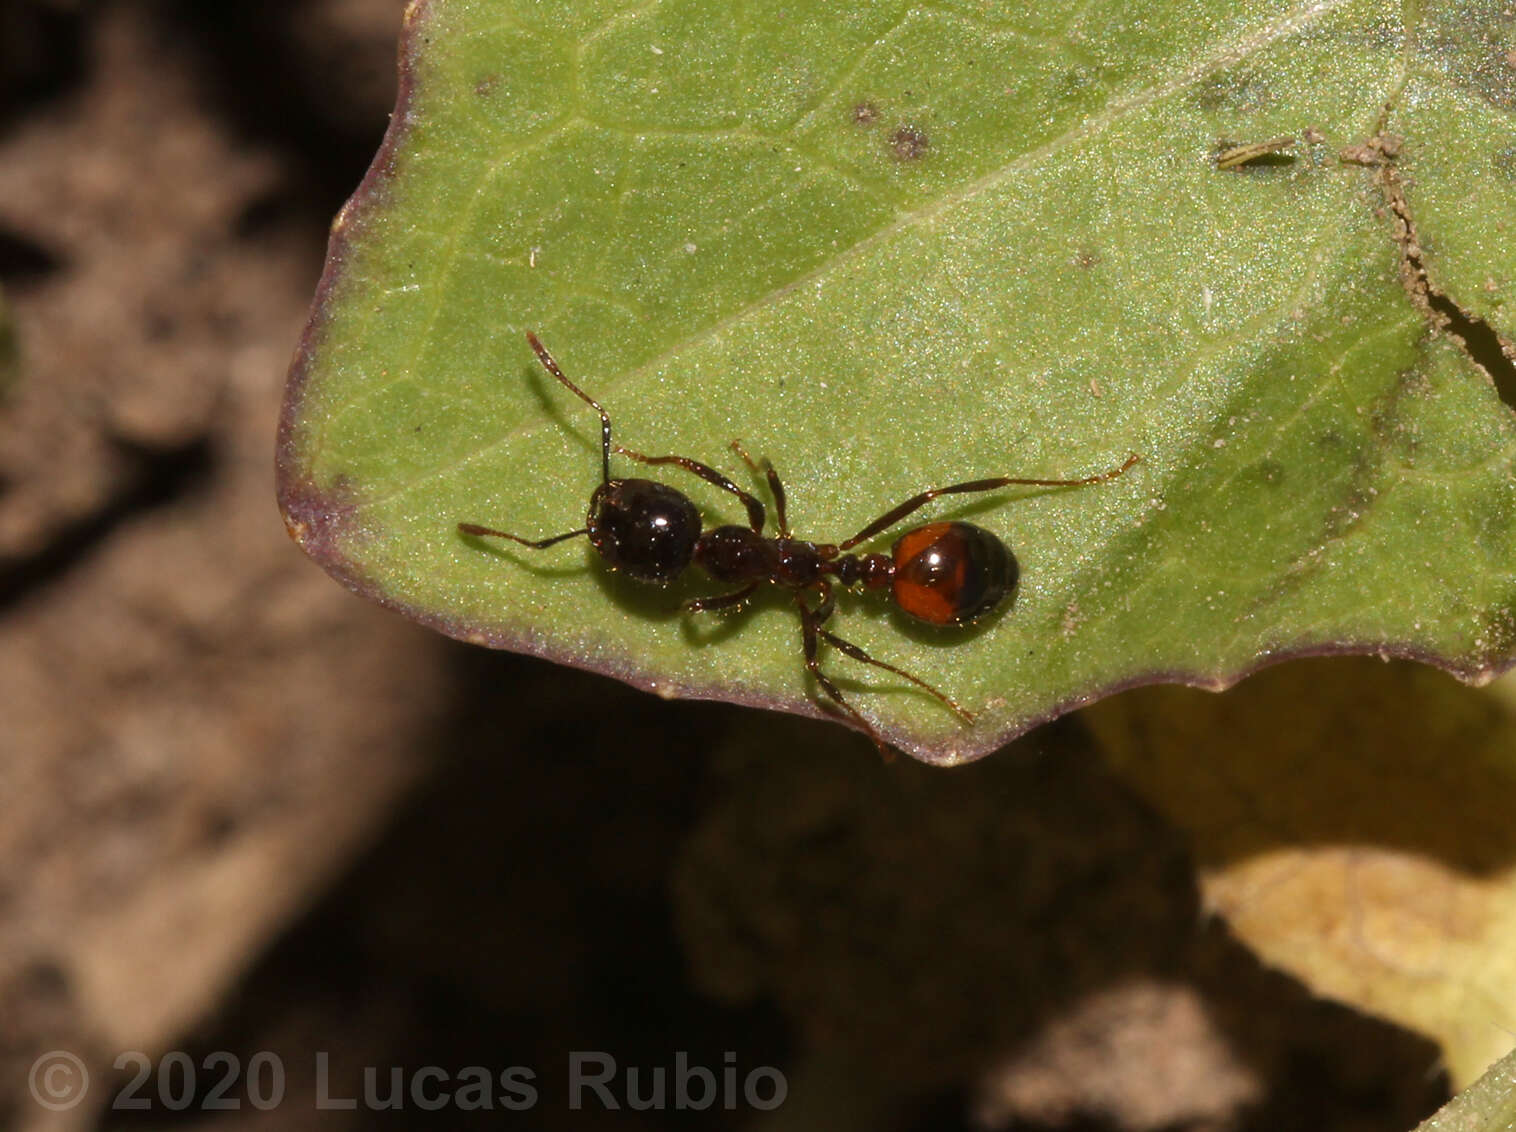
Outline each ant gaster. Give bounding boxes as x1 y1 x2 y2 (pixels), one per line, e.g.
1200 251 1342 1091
460 331 1140 754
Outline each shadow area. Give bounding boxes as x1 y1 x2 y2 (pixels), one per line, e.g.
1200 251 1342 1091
117 664 1445 1130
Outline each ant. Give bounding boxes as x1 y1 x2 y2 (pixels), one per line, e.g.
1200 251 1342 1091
460 331 1139 754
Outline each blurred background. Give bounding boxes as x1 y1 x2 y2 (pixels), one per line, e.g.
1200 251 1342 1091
0 1 1461 1128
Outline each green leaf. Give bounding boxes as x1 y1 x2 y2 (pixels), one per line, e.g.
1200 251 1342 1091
279 0 1516 762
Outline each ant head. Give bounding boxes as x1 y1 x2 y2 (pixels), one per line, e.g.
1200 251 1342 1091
890 521 1019 626
587 478 702 584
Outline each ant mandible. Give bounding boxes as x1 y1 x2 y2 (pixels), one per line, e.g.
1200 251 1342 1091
459 331 1140 755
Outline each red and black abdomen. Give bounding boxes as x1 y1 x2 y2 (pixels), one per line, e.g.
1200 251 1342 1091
890 521 1017 626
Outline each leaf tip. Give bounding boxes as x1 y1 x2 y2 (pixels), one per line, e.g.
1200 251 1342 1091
277 469 371 591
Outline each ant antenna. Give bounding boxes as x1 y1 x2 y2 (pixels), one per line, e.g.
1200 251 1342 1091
526 330 613 484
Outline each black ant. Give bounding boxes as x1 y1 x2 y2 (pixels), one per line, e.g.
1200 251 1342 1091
460 331 1139 754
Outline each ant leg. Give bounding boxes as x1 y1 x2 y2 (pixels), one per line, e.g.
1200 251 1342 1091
798 594 889 756
730 440 790 536
837 453 1141 551
614 446 766 533
686 583 757 614
806 580 969 721
816 628 974 723
459 523 589 549
810 579 837 625
525 332 614 486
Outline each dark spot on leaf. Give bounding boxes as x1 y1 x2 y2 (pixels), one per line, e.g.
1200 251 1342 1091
1191 67 1269 112
1252 459 1285 485
1192 74 1231 110
1494 145 1516 181
890 124 929 161
1073 249 1101 270
851 100 879 126
474 74 499 97
1056 66 1096 96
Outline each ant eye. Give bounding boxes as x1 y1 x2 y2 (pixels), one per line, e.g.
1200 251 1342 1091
588 479 701 584
890 522 1018 626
